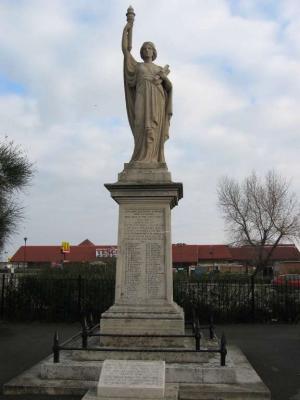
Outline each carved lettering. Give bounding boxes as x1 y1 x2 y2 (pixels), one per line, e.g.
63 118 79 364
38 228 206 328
122 208 166 301
100 360 164 387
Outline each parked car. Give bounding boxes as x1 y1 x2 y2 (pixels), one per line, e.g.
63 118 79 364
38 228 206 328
272 274 300 288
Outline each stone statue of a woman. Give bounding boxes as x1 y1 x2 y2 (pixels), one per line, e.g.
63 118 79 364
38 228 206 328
122 7 172 164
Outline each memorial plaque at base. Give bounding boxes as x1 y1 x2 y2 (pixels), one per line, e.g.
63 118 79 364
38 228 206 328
97 360 165 399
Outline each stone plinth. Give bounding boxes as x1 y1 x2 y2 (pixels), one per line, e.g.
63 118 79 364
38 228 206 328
118 162 172 183
97 360 165 399
101 177 184 337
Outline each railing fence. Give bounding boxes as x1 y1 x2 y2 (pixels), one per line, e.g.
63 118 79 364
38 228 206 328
0 274 299 323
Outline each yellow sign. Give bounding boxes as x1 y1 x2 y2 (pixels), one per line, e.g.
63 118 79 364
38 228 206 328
61 241 70 253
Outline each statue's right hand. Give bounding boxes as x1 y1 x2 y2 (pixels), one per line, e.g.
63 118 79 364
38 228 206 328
124 21 133 32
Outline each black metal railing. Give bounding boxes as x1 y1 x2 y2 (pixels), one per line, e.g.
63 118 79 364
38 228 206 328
0 273 115 322
52 314 227 366
1 273 300 323
174 277 300 323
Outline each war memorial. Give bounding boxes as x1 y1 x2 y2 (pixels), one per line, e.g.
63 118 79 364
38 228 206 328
4 7 270 400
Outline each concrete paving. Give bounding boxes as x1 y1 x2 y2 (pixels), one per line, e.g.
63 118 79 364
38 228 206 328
0 321 81 400
221 324 300 400
0 322 299 400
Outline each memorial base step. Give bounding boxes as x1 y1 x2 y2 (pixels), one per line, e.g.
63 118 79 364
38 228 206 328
3 346 270 400
70 332 219 363
179 382 270 399
39 352 236 384
3 356 94 396
83 385 179 400
71 348 214 363
100 303 185 337
98 329 219 349
99 335 189 348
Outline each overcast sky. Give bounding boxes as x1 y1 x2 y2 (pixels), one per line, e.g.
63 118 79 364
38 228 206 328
1 0 300 258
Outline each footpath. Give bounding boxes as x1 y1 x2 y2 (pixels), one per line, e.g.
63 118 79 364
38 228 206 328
0 322 299 400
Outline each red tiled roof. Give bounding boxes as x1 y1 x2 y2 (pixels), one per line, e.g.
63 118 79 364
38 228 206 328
10 242 300 264
229 245 300 261
268 245 300 260
172 245 198 263
172 244 232 263
197 245 232 260
78 239 95 246
229 246 257 261
11 245 116 263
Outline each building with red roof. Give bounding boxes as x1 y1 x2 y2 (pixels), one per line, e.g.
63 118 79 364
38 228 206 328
10 240 300 274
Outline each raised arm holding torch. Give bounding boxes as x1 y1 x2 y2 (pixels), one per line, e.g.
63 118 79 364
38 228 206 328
126 5 135 51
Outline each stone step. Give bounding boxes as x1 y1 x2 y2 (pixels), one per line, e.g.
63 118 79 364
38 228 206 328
99 335 192 348
82 385 179 400
77 329 218 349
4 374 94 396
71 348 216 363
40 355 236 384
179 383 270 399
3 355 95 396
41 359 101 381
3 346 270 400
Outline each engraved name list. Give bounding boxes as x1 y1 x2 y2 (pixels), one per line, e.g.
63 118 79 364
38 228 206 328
121 208 166 301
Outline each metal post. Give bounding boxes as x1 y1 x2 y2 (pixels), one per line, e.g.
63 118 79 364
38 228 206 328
77 274 82 319
81 316 88 349
195 319 201 351
220 332 227 366
285 279 289 322
23 237 27 268
192 306 196 333
0 274 5 318
209 314 214 339
251 275 255 321
87 312 94 329
53 331 60 363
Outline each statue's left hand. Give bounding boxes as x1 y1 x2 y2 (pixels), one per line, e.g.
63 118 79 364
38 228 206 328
163 65 170 75
157 70 167 81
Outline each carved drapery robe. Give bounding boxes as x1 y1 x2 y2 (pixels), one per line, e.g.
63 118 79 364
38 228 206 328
124 54 172 163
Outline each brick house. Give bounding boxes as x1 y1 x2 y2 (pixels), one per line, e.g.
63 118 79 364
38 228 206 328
10 240 300 274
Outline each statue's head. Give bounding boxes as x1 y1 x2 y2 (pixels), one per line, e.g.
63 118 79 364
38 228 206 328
140 41 157 61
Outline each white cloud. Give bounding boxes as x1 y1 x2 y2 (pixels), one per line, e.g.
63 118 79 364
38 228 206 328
1 0 300 257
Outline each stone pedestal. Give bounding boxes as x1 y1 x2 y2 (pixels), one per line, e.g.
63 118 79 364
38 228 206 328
100 164 184 337
118 162 172 183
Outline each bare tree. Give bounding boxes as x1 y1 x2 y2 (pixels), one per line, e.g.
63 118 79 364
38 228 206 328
0 140 34 252
217 171 300 275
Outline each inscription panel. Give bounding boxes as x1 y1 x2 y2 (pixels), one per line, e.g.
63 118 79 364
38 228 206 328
98 360 165 398
100 360 165 387
122 208 166 301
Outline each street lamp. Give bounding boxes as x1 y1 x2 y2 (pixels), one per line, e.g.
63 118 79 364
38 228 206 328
24 237 27 268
